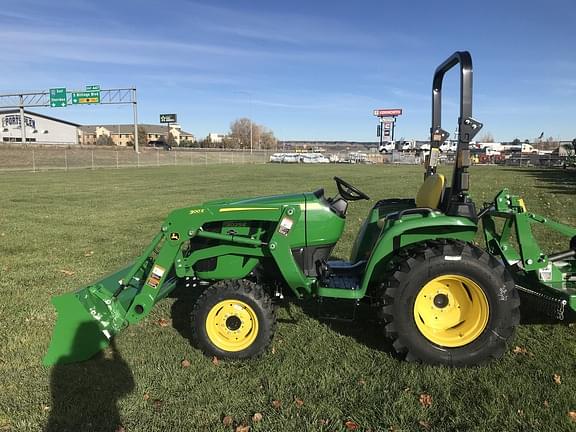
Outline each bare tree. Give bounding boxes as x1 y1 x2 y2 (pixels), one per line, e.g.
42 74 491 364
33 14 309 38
166 132 177 147
228 118 277 150
96 135 115 146
138 127 148 146
199 135 213 148
260 128 278 149
542 136 558 151
229 118 253 149
479 132 494 142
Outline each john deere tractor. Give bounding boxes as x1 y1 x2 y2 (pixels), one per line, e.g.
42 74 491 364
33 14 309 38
44 51 576 367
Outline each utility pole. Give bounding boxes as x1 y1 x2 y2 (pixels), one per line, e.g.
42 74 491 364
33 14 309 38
19 95 26 144
132 88 139 153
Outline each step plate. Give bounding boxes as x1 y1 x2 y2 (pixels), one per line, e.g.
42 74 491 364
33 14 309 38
324 275 360 290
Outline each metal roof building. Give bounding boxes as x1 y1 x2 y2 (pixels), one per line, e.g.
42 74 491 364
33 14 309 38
0 109 80 144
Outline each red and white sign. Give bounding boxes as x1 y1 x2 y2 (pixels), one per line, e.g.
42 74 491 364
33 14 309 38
373 108 402 117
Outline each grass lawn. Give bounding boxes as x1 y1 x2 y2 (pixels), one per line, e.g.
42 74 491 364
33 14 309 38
0 163 575 432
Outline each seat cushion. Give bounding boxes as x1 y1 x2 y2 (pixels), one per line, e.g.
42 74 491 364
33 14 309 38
415 174 445 209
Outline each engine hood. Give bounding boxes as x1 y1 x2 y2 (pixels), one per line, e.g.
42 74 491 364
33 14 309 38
203 192 307 210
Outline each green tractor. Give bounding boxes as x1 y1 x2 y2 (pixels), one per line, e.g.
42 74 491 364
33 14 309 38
44 51 576 367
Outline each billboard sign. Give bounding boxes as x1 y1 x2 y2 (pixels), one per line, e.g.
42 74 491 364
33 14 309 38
160 114 177 123
373 108 402 117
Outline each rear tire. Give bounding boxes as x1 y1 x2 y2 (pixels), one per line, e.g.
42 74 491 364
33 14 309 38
191 280 275 359
382 241 520 366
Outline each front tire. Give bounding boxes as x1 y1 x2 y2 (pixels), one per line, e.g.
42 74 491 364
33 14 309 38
191 280 275 359
382 241 520 366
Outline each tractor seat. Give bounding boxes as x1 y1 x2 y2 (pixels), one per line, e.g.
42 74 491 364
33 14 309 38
377 174 446 229
415 174 445 209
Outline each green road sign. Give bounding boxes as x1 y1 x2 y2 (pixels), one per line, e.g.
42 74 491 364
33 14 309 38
72 90 100 104
86 85 100 91
50 88 67 107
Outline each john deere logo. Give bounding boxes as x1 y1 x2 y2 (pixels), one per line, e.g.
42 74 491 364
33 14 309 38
170 232 180 241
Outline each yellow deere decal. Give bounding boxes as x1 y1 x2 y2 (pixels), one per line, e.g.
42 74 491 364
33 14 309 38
219 207 277 212
518 198 527 212
300 203 325 210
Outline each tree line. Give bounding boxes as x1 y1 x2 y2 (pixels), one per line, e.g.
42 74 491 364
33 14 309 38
90 118 277 150
195 118 277 149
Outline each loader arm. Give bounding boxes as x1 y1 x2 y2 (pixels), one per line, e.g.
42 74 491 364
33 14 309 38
124 203 310 325
44 203 311 365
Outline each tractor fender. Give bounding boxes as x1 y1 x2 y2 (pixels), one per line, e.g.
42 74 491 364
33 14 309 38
360 213 477 293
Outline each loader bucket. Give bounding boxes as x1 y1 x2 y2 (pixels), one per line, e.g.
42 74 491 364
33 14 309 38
43 265 137 366
43 293 110 366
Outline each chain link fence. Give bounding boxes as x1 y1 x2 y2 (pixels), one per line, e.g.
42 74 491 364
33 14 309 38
0 145 395 172
0 146 278 172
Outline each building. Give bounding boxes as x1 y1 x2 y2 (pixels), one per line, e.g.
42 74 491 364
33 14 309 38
208 133 226 144
0 109 79 144
555 143 576 157
79 123 196 146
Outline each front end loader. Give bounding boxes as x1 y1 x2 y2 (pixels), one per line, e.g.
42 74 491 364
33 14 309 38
44 51 576 367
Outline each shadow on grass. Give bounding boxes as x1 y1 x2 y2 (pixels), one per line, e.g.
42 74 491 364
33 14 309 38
297 298 400 359
46 323 134 432
502 167 576 195
169 285 400 360
169 283 203 346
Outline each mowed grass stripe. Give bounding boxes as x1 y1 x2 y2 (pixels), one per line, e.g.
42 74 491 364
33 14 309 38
0 164 575 431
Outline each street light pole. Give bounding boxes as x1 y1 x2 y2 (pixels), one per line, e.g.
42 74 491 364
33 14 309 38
248 92 253 154
236 91 253 154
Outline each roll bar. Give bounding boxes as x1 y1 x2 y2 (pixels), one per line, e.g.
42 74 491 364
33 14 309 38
426 51 483 220
432 51 473 135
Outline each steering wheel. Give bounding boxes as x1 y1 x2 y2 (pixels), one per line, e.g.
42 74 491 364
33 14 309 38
333 177 370 201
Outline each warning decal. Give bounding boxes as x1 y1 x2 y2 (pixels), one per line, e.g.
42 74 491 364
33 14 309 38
278 217 293 236
146 265 166 289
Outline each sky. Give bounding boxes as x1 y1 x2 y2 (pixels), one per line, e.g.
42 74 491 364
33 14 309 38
0 0 575 142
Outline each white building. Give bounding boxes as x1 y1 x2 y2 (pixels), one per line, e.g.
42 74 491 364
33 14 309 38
0 109 79 144
208 133 225 144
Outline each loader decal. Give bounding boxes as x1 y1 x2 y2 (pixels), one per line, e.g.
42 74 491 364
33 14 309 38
146 265 166 289
278 217 293 236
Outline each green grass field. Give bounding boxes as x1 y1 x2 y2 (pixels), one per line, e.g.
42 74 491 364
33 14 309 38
1 164 575 432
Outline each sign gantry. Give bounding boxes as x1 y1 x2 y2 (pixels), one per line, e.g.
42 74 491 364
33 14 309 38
0 87 140 152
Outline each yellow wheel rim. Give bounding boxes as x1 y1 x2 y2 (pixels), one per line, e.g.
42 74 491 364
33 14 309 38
205 300 259 352
413 274 489 347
